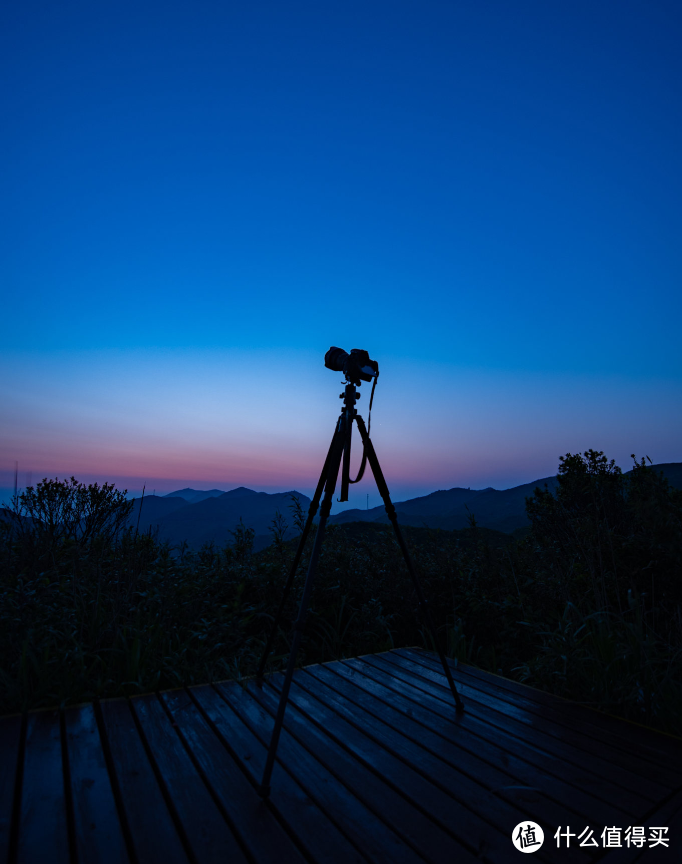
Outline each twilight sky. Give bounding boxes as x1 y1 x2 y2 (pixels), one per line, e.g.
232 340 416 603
2 1 681 510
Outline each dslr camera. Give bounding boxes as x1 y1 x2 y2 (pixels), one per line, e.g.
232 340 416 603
324 347 379 385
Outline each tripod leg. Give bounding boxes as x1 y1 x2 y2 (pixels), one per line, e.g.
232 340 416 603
256 422 343 681
354 416 465 714
340 393 352 502
258 414 347 798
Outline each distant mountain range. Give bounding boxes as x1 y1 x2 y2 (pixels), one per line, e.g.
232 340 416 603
165 488 225 504
127 462 682 550
129 487 311 551
331 462 682 533
327 477 560 533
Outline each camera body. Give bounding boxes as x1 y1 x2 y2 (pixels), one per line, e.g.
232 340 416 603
325 347 379 385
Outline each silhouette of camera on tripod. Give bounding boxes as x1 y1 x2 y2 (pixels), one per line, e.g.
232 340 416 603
256 346 464 799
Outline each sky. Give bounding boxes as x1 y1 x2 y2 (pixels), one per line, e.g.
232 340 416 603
1 1 681 511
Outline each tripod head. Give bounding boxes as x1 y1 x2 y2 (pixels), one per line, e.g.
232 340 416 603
340 381 360 413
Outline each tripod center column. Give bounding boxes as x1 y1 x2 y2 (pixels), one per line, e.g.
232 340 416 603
343 383 359 415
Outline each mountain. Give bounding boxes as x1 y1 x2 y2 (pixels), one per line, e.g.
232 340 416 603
430 477 560 533
652 462 682 489
6 462 681 551
129 488 310 550
329 462 682 534
218 487 261 500
128 495 190 534
330 487 483 526
329 477 559 533
139 463 682 547
163 488 225 504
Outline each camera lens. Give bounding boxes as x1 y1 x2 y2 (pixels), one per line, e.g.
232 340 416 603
324 347 349 373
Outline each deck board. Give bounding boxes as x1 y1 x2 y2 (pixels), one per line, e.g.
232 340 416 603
3 648 681 863
63 703 129 864
99 698 189 864
213 679 413 864
240 678 472 863
266 671 566 863
0 714 22 864
377 651 669 802
130 693 248 864
418 651 682 773
295 663 584 860
17 709 70 864
185 683 351 864
404 648 682 784
320 658 630 826
365 653 648 810
161 686 306 864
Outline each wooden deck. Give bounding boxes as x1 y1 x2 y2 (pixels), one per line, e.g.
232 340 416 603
1 648 681 863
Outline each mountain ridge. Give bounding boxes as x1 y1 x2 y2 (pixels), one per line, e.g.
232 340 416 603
127 462 681 549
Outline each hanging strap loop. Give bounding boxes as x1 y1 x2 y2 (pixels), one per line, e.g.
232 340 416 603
349 373 378 485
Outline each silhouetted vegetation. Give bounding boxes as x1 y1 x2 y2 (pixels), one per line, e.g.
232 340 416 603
1 454 681 735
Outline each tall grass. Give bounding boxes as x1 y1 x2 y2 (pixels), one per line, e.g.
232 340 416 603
1 459 681 735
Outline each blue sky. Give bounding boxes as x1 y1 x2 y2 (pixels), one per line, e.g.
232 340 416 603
1 1 681 509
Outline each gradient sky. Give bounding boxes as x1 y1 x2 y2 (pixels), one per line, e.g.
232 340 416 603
2 1 681 510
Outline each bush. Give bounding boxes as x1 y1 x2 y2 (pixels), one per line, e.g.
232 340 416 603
1 459 680 735
4 477 134 576
526 451 682 612
521 452 682 731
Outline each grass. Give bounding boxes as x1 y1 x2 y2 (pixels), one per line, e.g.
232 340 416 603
1 460 681 737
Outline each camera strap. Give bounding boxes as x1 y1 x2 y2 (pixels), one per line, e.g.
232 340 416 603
349 373 378 485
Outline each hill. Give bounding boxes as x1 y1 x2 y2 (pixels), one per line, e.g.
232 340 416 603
122 462 681 549
128 495 189 534
652 462 682 489
128 488 310 550
329 476 559 533
164 488 225 504
329 462 682 534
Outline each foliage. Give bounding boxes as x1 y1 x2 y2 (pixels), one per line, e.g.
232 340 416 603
526 451 682 612
1 460 680 736
520 452 682 729
6 477 133 574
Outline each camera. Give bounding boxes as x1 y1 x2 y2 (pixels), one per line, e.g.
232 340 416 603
324 347 379 384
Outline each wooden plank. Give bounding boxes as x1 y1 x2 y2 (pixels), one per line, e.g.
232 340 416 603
17 708 70 864
304 661 582 833
238 677 480 864
162 686 306 864
6 648 676 864
223 676 451 864
401 647 682 772
376 650 668 804
402 652 682 789
266 671 579 864
98 698 189 864
292 665 595 863
207 680 384 864
130 693 249 864
342 655 640 822
64 702 130 864
0 714 23 864
403 648 682 796
321 658 631 828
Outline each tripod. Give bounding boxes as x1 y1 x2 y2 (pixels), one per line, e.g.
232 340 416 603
255 377 464 799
